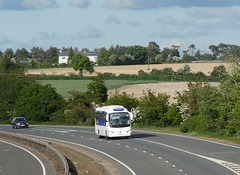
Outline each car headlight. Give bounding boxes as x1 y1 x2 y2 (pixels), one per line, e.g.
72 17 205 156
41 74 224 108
16 123 20 125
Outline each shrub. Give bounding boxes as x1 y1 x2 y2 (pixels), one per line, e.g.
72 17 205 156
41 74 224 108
66 91 94 125
138 90 170 126
105 90 139 112
14 83 66 122
86 75 108 104
211 65 227 77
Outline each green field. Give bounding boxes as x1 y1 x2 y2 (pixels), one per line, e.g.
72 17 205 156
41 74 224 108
38 80 159 98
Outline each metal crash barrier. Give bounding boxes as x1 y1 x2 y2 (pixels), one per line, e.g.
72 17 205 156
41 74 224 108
0 131 69 175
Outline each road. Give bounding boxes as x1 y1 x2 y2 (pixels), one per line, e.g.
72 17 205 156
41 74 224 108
0 139 47 175
0 125 240 175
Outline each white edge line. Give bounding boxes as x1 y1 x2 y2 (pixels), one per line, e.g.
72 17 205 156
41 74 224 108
0 139 46 175
133 129 240 149
137 138 240 175
24 134 136 175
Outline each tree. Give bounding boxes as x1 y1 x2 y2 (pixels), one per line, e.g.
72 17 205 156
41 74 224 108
147 41 160 62
181 55 195 63
209 45 219 59
194 50 201 60
114 45 127 56
14 83 66 122
68 47 74 64
45 46 59 63
126 45 148 64
31 47 46 63
0 57 16 73
0 73 33 122
211 65 227 77
203 53 213 60
65 91 94 124
4 48 14 59
71 53 94 76
86 75 108 104
188 44 196 56
161 48 170 62
97 48 112 66
15 48 29 62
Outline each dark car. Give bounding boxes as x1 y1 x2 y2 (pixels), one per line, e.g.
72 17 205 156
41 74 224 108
11 117 29 129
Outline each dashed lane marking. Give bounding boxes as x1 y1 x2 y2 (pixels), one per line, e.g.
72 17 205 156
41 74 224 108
137 138 240 175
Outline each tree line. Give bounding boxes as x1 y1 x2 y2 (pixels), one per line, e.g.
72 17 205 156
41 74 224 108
1 42 240 68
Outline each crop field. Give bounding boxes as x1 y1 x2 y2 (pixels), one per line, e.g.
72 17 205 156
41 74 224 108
34 63 227 102
39 80 159 98
27 62 231 76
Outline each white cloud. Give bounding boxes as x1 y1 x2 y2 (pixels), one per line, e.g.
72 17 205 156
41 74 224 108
104 0 135 9
105 15 121 24
0 0 57 10
156 15 197 27
150 27 214 39
126 21 142 26
23 0 57 9
78 26 104 39
68 0 90 8
103 0 240 10
188 6 240 19
0 35 8 42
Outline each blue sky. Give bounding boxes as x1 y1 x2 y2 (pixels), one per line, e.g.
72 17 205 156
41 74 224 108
0 0 240 53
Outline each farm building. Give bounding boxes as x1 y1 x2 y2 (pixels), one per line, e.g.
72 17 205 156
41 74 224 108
59 50 100 64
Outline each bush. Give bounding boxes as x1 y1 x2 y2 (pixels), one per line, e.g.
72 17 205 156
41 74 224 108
164 104 182 126
66 91 94 125
105 90 139 112
86 75 108 104
211 65 227 77
14 83 66 122
138 90 170 126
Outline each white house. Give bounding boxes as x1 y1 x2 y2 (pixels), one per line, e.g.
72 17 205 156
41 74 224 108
58 51 100 64
59 51 69 64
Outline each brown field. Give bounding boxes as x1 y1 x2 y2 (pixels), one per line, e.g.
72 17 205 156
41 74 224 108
27 63 227 103
26 62 231 76
108 82 220 103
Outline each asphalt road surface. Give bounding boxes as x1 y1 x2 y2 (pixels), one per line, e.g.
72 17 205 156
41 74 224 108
0 125 240 175
0 139 47 175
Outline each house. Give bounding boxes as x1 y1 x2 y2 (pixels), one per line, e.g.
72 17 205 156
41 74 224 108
58 50 100 64
58 51 69 64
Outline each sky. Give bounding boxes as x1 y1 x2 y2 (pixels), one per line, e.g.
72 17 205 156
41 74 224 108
0 0 240 54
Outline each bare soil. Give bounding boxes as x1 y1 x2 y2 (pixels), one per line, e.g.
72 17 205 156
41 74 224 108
108 82 220 103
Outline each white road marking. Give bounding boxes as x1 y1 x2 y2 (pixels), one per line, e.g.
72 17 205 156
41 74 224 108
0 140 46 175
137 138 240 175
24 134 136 175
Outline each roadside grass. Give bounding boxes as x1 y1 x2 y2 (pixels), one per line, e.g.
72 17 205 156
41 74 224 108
38 80 159 98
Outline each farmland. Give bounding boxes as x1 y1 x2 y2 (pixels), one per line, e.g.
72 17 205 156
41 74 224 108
33 62 228 103
27 62 230 76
